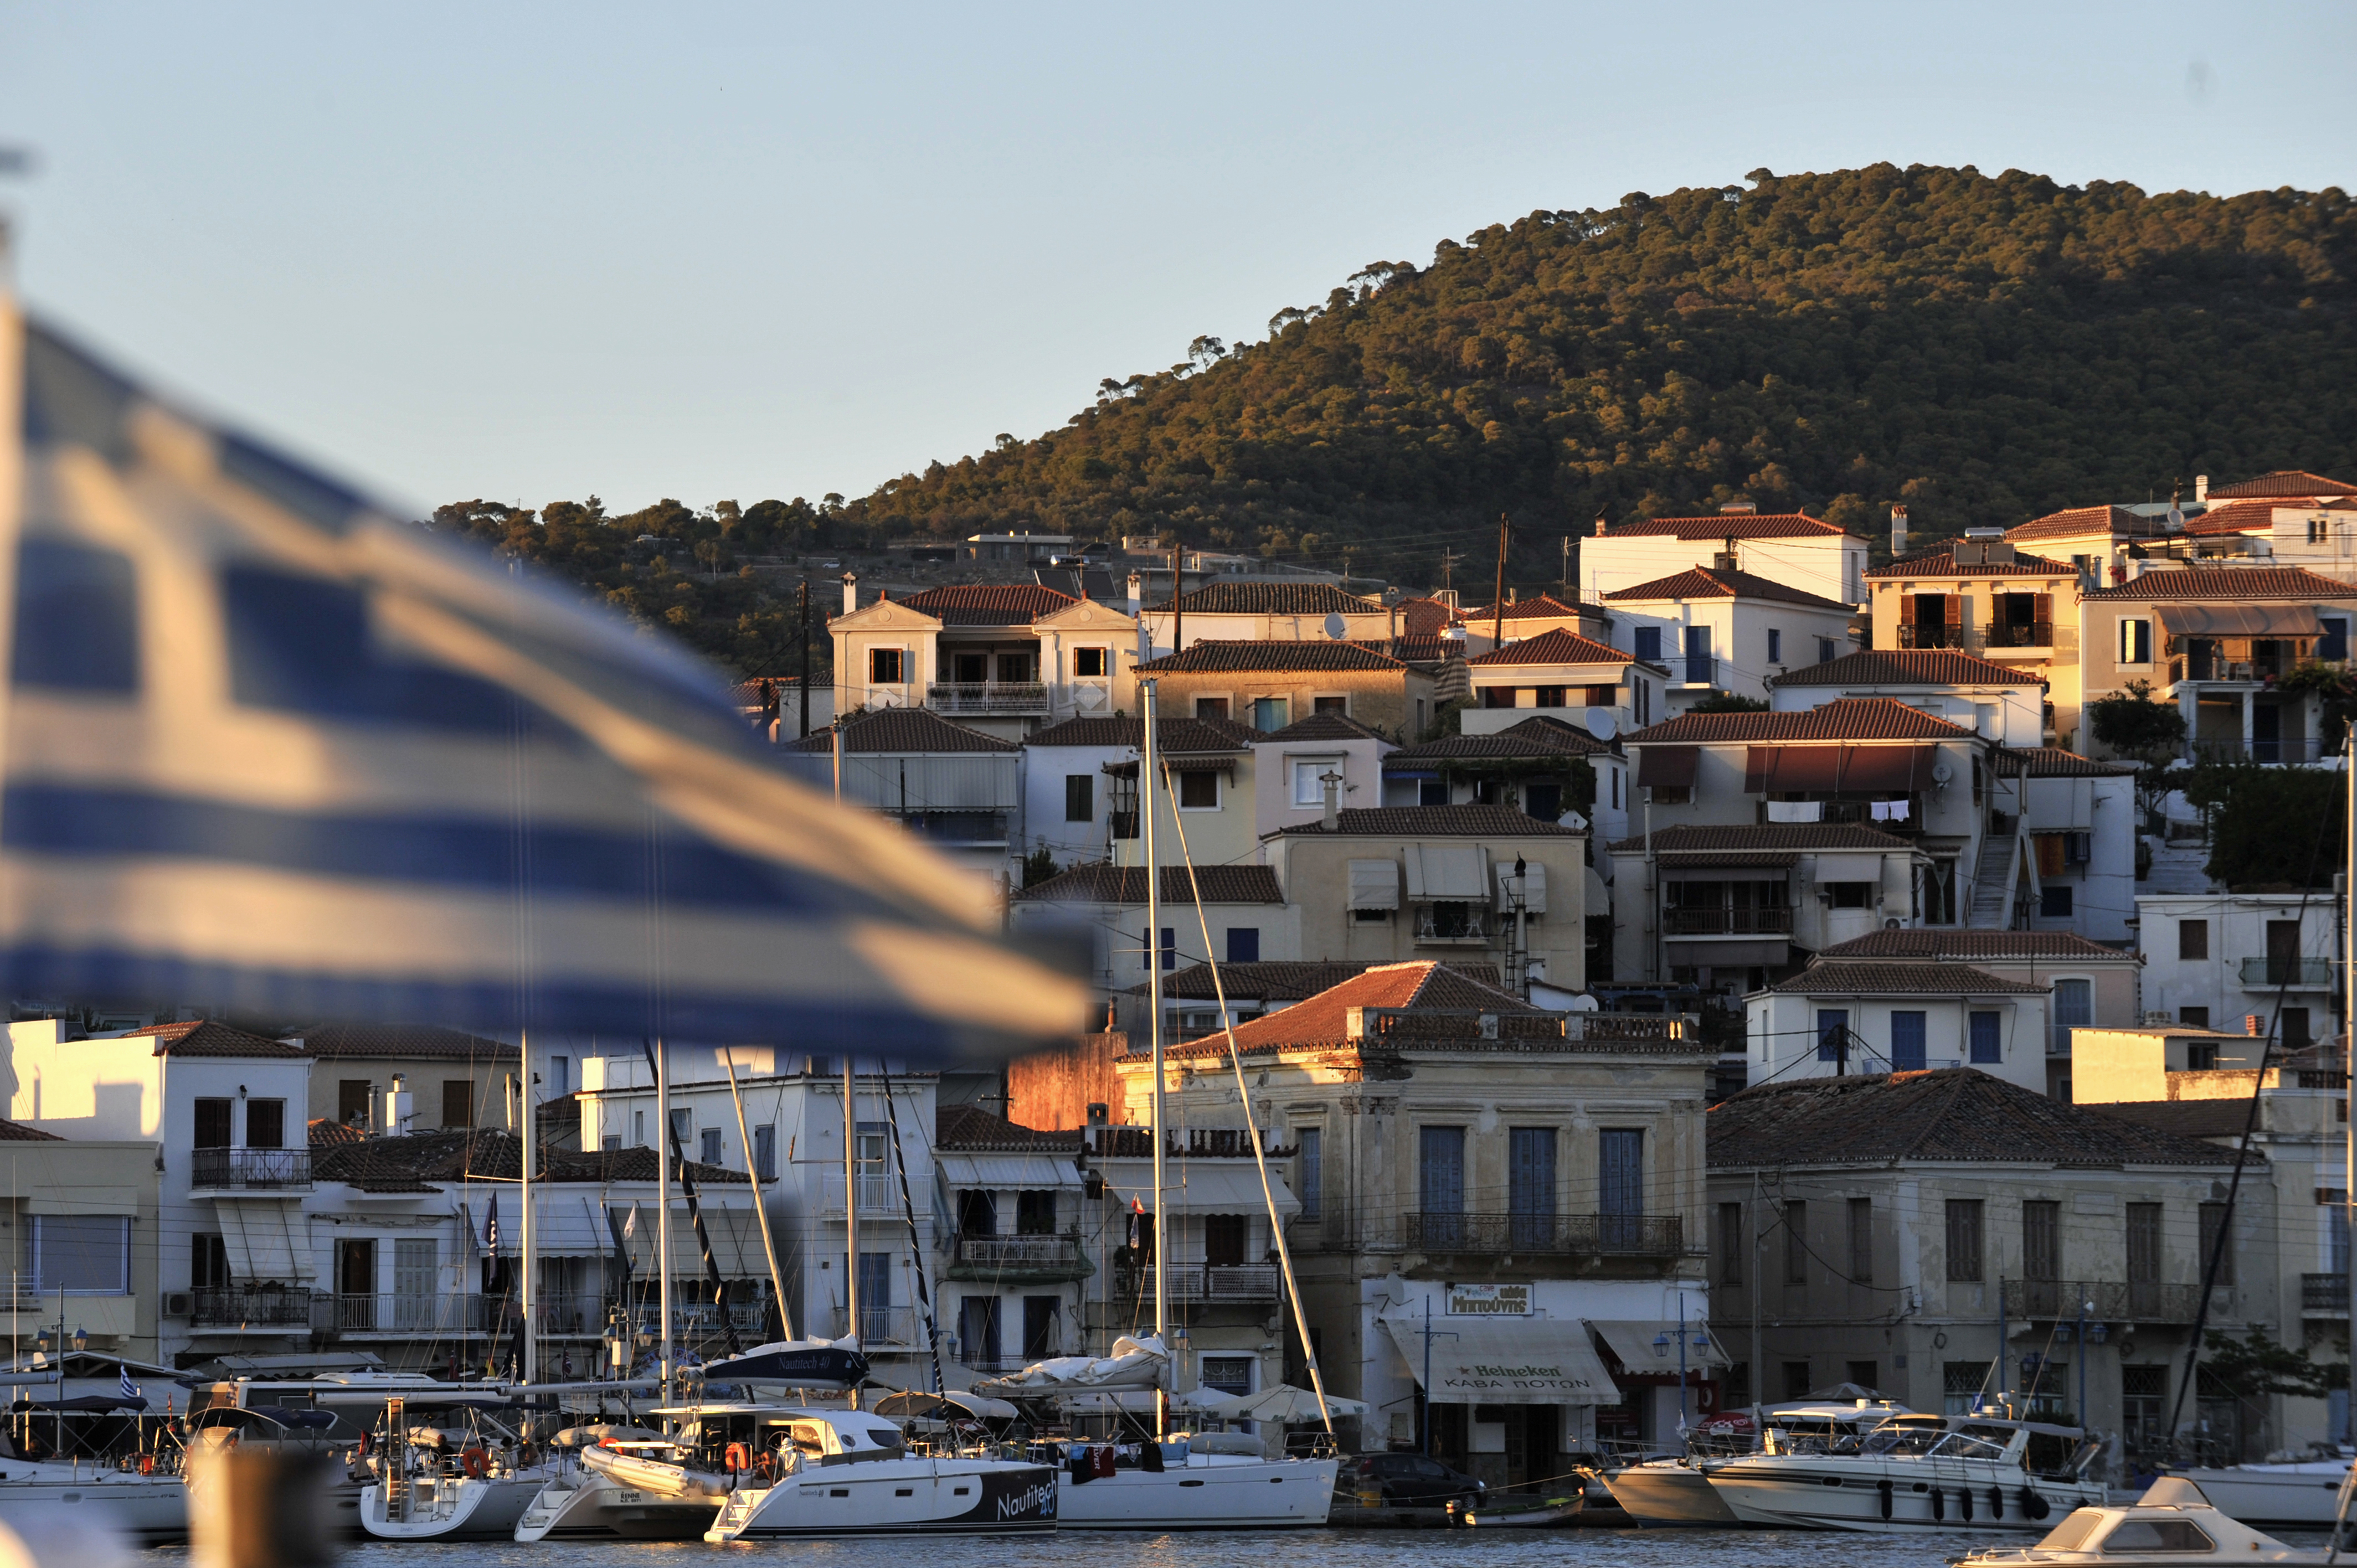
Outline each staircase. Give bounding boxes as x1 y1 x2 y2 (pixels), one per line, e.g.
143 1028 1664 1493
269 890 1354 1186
1968 831 2022 929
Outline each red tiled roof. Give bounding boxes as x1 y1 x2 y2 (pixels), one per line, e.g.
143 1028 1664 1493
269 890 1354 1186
935 1103 1083 1153
896 584 1078 625
1261 713 1389 743
2005 505 2159 543
786 707 1016 752
308 1117 367 1148
0 1118 61 1143
1605 823 1912 855
1394 597 1464 638
1866 546 2077 580
1771 649 2041 688
1143 583 1374 615
1273 804 1581 837
1769 961 2047 996
1467 628 1634 667
1627 697 1974 744
2207 470 2357 500
1388 721 1612 764
1218 962 1547 1053
2010 745 2137 777
1023 716 1258 751
1134 640 1406 673
1818 929 2135 961
1358 636 1461 663
2085 565 2357 601
125 1020 308 1058
297 1025 515 1061
1602 513 1846 541
1140 958 1503 1000
1012 865 1285 905
2084 1100 2252 1141
1602 566 1855 611
1461 594 1586 622
2183 498 2284 536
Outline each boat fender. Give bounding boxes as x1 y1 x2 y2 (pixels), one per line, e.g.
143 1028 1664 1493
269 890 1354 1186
1990 1485 2005 1519
1960 1486 1973 1522
2019 1486 2047 1521
1877 1478 1893 1520
1068 1447 1094 1485
1932 1485 1944 1521
725 1444 752 1474
461 1448 489 1479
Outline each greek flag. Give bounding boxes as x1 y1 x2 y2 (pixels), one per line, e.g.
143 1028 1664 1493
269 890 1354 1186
0 306 1087 1056
119 1362 138 1401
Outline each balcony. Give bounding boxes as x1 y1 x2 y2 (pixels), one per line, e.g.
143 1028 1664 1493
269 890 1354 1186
888 809 1011 848
826 1305 928 1345
2239 956 2335 989
1981 621 2054 649
1897 625 1962 651
1399 1211 1684 1260
189 1148 311 1190
820 1173 907 1214
189 1285 315 1328
945 1232 1091 1283
2000 1278 2206 1323
326 1292 489 1336
1664 907 1793 936
927 682 1049 716
2304 1273 2348 1316
1414 905 1489 946
1678 656 1718 687
1113 1263 1281 1303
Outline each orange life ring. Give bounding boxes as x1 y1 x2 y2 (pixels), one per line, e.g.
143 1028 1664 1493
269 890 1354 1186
724 1443 752 1473
460 1448 488 1479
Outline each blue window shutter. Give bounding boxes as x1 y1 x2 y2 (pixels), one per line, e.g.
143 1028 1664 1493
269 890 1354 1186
1891 1011 1927 1071
1970 1011 2002 1064
1226 927 1259 963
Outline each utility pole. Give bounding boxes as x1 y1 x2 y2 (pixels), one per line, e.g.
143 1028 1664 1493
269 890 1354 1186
1169 543 1184 653
1561 534 1571 592
797 578 811 739
1491 515 1510 649
1439 549 1462 594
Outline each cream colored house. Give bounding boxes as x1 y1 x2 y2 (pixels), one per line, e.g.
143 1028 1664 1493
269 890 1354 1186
1008 864 1297 998
1743 960 2052 1094
1249 713 1396 836
1864 535 2081 745
1582 510 1869 606
1462 628 1666 736
0 1120 161 1363
827 580 1144 741
1137 581 1396 656
1131 642 1440 741
1601 566 1859 714
1769 648 2046 749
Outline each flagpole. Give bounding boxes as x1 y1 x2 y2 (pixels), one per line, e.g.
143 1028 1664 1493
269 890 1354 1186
656 1036 672 1406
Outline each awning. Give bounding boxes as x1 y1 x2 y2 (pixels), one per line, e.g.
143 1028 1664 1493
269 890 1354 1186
1349 858 1401 911
613 1204 763 1277
934 1153 1082 1189
1379 1313 1620 1406
1404 844 1488 900
1842 745 1938 792
1635 745 1698 788
1746 744 1936 794
2157 604 2324 638
1587 1318 1731 1371
1746 745 1842 793
1811 852 1887 882
1100 1162 1299 1218
1659 856 1795 879
215 1198 314 1285
1664 938 1789 966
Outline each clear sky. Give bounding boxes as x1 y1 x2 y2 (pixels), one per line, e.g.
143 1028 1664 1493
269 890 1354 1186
1 2 2349 519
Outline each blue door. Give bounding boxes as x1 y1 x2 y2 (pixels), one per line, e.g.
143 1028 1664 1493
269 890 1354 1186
1419 1126 1465 1248
1816 1009 1850 1062
1599 1129 1643 1249
1684 625 1714 685
1509 1128 1557 1249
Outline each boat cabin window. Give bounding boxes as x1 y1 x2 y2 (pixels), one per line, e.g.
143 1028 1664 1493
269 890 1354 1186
2034 1511 2107 1552
2099 1519 2215 1554
1860 1427 1943 1457
789 1423 831 1456
863 1429 901 1450
1927 1431 2010 1462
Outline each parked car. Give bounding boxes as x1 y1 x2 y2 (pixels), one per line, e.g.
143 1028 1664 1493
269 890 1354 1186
1340 1452 1488 1507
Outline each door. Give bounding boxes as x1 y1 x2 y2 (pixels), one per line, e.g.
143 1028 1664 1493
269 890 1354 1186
1815 1009 1849 1063
394 1238 436 1331
952 652 987 684
2267 921 2302 985
1683 625 1713 685
1021 1296 1059 1360
1203 1213 1248 1269
958 1295 1001 1370
2052 979 2092 1055
1890 1011 1927 1072
1508 1128 1556 1249
1418 1127 1465 1249
1599 1129 1644 1249
2127 1203 2163 1317
338 1238 377 1329
857 1252 893 1342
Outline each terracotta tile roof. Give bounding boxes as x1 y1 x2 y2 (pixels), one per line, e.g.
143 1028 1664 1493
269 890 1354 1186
896 584 1078 625
2083 1100 2251 1142
1866 545 2077 580
1771 649 2040 689
2006 505 2163 543
314 1128 749 1190
785 707 1016 752
296 1025 515 1061
1272 804 1581 837
1356 636 1460 663
1144 583 1373 616
1387 723 1611 765
1134 640 1406 673
1461 594 1586 622
123 1020 309 1058
1817 930 2136 961
1395 597 1464 637
2008 745 2137 777
2182 499 2282 537
935 1103 1083 1153
1605 822 1913 855
1260 713 1389 744
1768 961 2049 996
1601 566 1856 612
1627 697 1974 744
1023 716 1258 752
1139 959 1503 1000
2085 565 2357 601
2207 470 2357 500
1467 628 1634 667
1212 962 1550 1054
1708 1067 2250 1169
0 1118 62 1143
1012 864 1285 905
1602 513 1847 541
308 1117 367 1148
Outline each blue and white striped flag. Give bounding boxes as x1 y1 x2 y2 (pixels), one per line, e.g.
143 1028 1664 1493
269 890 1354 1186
0 307 1087 1056
119 1361 138 1401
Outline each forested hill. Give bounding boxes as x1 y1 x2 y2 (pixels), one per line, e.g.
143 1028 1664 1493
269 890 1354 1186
844 165 2357 579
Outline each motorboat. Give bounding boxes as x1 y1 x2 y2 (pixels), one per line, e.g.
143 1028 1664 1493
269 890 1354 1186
703 1406 1057 1539
1705 1414 2104 1532
358 1404 555 1541
1958 1476 2335 1567
1047 1432 1338 1530
515 1407 781 1543
2157 1457 2351 1529
1604 1398 1912 1526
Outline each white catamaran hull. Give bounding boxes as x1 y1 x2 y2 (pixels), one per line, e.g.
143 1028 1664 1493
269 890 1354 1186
1707 1457 2102 1533
360 1470 553 1541
1056 1456 1338 1529
707 1457 1056 1539
513 1467 724 1541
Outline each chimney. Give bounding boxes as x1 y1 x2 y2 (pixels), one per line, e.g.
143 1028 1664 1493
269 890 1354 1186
2195 474 2210 505
1126 572 1142 616
1345 1007 1367 1041
1321 770 1340 830
2246 1014 2263 1038
841 573 858 616
1890 504 1908 558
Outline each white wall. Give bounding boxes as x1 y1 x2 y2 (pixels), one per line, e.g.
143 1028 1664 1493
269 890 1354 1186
1583 534 1867 606
1747 991 2050 1093
2134 894 2340 1039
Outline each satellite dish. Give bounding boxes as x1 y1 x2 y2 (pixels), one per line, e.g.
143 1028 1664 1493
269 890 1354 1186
1322 612 1348 639
1931 760 1955 786
1585 709 1618 741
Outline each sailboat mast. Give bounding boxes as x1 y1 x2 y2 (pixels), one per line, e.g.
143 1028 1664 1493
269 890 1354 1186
846 1054 861 1396
521 1029 534 1389
656 1036 672 1403
2345 730 2355 1466
1142 681 1169 1438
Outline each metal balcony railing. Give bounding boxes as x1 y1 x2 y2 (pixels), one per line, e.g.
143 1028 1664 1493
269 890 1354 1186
890 809 1010 846
1680 656 1717 686
2239 956 2335 988
927 683 1049 715
1400 1211 1682 1258
1414 907 1488 945
2304 1273 2349 1314
190 1286 315 1327
1897 625 1961 650
1113 1263 1281 1303
1981 621 2054 648
951 1234 1088 1274
327 1292 490 1335
2000 1278 2207 1323
827 1306 925 1345
1664 907 1793 936
189 1148 311 1189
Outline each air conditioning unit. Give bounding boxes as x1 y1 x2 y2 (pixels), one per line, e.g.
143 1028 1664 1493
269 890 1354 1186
162 1292 194 1318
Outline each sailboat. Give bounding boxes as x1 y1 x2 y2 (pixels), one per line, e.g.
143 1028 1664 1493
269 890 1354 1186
972 683 1340 1529
357 1397 555 1541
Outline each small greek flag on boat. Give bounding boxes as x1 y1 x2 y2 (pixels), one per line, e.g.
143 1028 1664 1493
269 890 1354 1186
0 306 1087 1056
119 1362 138 1401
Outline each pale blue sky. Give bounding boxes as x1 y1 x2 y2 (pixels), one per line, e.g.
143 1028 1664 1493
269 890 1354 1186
1 3 2349 518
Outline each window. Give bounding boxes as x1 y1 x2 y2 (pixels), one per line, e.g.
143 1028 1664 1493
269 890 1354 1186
1525 782 1562 821
1159 927 1175 971
1195 697 1229 720
754 1124 776 1182
1890 1012 1927 1072
2187 1043 2219 1070
191 1234 230 1290
1418 778 1449 806
2180 1005 2211 1029
1250 697 1288 731
1201 1356 1254 1396
1847 1360 1878 1392
1633 626 1661 661
1946 1200 1984 1281
1767 628 1782 663
1533 686 1567 708
1297 1128 1322 1220
701 1127 723 1165
1313 695 1347 715
2023 1200 2061 1281
869 647 904 685
1783 1199 1808 1285
2118 618 2153 666
957 1189 997 1236
958 1296 1000 1368
2323 618 2350 663
1970 1011 2001 1064
338 1080 371 1126
1023 1296 1061 1359
1828 881 1871 908
1815 1009 1850 1062
1509 1127 1557 1247
603 1134 619 1152
670 1106 692 1145
1418 1127 1465 1216
549 1056 569 1095
1718 1203 1744 1283
1783 1361 1812 1401
2286 1007 2313 1046
1177 770 1219 808
2053 977 2092 1056
1818 637 1836 663
442 1080 474 1128
33 1216 128 1294
1583 684 1617 706
2200 1201 2234 1287
2179 919 2209 961
2127 1203 2162 1286
1203 1214 1248 1267
2040 884 2073 917
246 1097 285 1149
194 1098 232 1149
1226 927 1259 963
1848 1198 1872 1283
1293 760 1337 807
2103 1520 2216 1554
2315 517 2335 546
1064 775 1093 822
1016 1190 1057 1235
1073 647 1108 678
1354 907 1390 923
633 1109 645 1146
